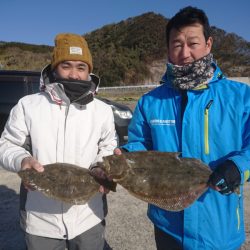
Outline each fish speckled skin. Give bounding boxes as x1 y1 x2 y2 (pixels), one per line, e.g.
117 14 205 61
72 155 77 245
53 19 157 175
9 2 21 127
18 152 212 210
18 163 100 205
99 151 212 211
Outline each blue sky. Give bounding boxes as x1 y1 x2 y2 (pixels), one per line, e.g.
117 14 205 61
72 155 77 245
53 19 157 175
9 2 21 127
1 0 250 45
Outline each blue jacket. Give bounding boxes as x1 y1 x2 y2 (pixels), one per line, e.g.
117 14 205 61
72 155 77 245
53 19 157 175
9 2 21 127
123 65 250 250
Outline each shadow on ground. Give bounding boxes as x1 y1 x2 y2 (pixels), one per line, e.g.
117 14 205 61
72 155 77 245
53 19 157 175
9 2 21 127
0 185 25 250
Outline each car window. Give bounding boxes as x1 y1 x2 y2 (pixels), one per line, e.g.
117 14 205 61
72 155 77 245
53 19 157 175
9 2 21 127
32 82 40 93
0 81 28 103
29 76 40 94
0 73 40 132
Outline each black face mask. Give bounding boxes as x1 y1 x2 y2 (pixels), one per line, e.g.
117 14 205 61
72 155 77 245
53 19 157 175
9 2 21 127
57 79 96 105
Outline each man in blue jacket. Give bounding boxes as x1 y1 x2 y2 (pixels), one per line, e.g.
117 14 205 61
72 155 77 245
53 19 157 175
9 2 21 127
117 6 250 250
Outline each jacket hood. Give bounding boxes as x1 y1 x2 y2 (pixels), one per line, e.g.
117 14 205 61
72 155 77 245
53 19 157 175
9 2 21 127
39 64 100 105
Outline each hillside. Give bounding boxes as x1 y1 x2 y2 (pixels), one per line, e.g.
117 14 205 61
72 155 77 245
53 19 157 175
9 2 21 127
0 12 250 86
0 42 52 71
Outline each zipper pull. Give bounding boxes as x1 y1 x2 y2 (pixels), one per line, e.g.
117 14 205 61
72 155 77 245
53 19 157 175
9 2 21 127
205 100 213 113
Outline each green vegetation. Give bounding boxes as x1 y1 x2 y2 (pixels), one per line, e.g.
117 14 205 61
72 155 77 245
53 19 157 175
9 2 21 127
0 42 52 70
0 12 249 85
85 13 167 86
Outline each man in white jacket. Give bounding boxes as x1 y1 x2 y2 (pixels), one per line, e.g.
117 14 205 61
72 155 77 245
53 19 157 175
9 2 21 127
0 33 117 250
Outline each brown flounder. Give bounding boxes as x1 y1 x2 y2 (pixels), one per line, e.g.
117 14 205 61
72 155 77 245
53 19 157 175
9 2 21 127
18 152 211 210
99 151 212 211
18 163 101 205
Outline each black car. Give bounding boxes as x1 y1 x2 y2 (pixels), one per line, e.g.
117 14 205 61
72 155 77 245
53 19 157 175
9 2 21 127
0 70 132 146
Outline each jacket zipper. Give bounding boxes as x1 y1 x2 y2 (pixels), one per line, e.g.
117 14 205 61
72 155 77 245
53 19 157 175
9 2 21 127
236 191 242 231
236 206 240 230
204 100 213 155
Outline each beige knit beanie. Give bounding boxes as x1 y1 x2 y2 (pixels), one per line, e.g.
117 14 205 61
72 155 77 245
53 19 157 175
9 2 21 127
51 33 93 72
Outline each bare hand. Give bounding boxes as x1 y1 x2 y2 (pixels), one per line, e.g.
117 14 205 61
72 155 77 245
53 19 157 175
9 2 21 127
21 157 44 190
114 148 122 155
98 148 124 194
90 166 117 193
99 185 110 194
21 157 44 172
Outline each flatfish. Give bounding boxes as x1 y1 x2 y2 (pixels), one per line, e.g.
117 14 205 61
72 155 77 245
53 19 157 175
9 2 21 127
99 151 212 211
18 163 101 205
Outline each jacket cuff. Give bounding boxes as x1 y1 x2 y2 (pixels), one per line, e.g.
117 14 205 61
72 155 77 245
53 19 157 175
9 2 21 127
228 156 250 184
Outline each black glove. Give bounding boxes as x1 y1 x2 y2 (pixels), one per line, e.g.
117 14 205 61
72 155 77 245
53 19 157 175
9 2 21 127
89 166 117 192
209 160 241 195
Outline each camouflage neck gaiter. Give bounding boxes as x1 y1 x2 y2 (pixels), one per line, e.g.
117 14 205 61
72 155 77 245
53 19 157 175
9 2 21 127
167 53 214 90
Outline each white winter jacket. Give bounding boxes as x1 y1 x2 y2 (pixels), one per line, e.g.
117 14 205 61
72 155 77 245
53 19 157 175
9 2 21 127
0 69 117 240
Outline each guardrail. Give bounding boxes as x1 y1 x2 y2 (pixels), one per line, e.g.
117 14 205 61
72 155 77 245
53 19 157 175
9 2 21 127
228 77 250 85
99 84 159 92
98 77 250 93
